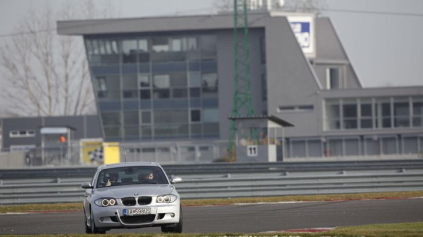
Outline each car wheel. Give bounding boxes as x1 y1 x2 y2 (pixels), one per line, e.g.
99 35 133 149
161 226 169 233
162 206 183 233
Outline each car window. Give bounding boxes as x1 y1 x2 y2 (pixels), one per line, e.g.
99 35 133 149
96 166 169 188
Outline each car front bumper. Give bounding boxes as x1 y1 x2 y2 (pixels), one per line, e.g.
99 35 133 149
92 200 181 229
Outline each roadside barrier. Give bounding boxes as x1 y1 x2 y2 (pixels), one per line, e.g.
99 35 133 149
1 160 423 204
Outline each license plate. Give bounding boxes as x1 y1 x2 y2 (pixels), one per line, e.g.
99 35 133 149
123 208 151 216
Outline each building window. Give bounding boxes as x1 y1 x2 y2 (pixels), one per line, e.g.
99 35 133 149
202 108 219 122
10 130 35 138
393 97 410 127
85 39 120 65
201 73 218 97
122 74 138 99
140 90 151 99
375 98 391 128
152 37 169 52
95 75 121 101
172 88 188 98
325 96 418 131
153 75 170 88
153 89 170 99
326 68 341 89
278 106 295 112
342 99 358 129
360 98 373 129
141 126 152 139
187 37 198 51
190 88 201 98
104 126 121 138
153 75 170 99
121 39 138 63
191 110 201 122
123 111 139 126
139 75 150 88
170 73 187 87
325 99 340 130
138 39 150 63
277 105 314 113
412 97 423 127
124 126 139 138
189 72 201 88
94 77 107 91
199 35 217 60
101 112 121 126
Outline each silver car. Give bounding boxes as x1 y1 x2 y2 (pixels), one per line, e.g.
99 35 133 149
81 162 183 234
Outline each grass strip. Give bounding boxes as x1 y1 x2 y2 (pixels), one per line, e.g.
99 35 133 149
1 222 423 237
0 223 422 236
1 191 422 213
324 222 423 237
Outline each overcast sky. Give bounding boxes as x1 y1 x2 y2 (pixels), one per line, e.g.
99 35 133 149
0 0 422 88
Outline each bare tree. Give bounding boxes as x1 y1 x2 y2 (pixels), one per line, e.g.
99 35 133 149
214 0 233 12
0 1 116 117
214 0 327 15
282 0 327 16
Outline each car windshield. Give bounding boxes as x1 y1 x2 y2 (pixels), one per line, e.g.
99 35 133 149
96 166 169 188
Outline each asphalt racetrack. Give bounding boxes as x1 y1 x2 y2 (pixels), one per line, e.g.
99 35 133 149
1 199 423 235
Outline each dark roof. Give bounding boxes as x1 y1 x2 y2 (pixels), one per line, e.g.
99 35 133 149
228 115 294 127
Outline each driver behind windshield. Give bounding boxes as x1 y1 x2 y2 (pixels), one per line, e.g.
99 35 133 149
138 172 154 182
106 172 119 187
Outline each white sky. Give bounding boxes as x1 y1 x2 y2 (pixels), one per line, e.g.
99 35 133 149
0 0 422 87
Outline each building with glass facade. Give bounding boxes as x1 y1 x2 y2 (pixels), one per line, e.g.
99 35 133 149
85 34 219 141
57 11 423 161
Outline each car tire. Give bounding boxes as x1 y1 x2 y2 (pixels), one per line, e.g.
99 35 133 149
90 209 106 234
161 206 183 233
161 226 169 233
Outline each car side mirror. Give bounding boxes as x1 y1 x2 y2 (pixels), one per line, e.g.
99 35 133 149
81 182 93 189
170 176 182 184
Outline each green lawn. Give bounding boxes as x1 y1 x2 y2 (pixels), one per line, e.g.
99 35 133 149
1 223 422 237
324 222 423 237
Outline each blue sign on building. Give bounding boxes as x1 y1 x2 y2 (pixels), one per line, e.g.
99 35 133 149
290 21 311 49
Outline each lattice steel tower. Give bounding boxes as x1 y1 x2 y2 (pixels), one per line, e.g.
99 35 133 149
228 0 255 153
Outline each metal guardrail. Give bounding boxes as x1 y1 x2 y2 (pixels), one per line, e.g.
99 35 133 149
1 161 423 204
2 159 423 178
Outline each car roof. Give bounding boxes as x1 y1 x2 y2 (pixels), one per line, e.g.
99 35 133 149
97 162 161 171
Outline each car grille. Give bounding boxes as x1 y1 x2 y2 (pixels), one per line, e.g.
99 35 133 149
138 196 152 205
121 197 136 206
120 215 155 224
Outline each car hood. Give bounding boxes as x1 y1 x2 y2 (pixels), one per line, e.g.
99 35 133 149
94 184 175 198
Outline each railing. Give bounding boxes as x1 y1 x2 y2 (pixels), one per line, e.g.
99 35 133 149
0 141 230 168
2 137 423 169
1 161 423 204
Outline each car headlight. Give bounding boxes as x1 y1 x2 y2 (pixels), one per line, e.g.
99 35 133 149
156 194 177 203
94 198 117 207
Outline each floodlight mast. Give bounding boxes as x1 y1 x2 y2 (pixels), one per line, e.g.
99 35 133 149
228 0 255 154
